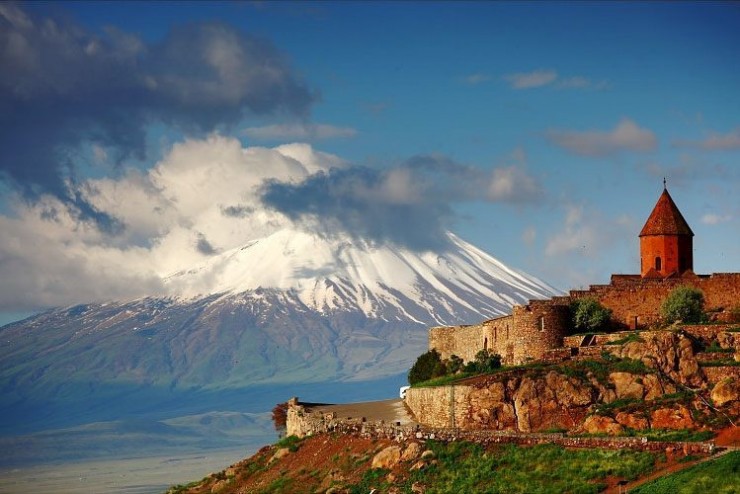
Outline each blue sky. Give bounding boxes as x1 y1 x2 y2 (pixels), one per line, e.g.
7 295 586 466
1 2 738 325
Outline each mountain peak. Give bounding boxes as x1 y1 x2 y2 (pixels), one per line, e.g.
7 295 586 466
165 228 558 324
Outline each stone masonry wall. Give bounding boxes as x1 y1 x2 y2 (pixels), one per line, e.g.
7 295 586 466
429 302 569 366
429 315 520 365
430 274 737 378
573 273 740 329
285 399 715 456
403 384 473 429
510 301 569 363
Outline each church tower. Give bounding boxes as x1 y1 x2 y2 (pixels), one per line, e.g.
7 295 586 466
639 183 694 278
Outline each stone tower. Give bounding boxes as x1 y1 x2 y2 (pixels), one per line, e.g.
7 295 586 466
639 183 694 278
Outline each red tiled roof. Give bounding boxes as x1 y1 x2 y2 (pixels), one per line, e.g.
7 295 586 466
639 188 694 237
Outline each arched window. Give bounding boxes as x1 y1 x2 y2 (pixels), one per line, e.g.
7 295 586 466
655 257 662 271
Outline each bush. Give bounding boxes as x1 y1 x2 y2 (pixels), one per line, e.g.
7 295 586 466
463 349 502 374
570 297 612 332
660 286 705 324
408 349 445 385
446 354 464 374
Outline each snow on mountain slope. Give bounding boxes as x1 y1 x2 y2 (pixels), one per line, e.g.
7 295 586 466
165 228 558 325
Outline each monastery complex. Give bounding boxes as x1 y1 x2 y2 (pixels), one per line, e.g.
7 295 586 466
430 186 740 366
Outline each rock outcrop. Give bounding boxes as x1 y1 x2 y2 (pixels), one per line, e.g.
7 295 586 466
406 329 739 435
607 331 704 386
711 378 739 407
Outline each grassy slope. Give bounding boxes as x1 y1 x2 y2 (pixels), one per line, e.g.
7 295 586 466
629 450 739 494
168 434 662 494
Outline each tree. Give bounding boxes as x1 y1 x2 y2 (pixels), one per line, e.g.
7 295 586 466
463 349 502 374
570 297 612 332
474 349 502 372
445 354 464 374
661 286 705 324
272 401 289 432
408 349 445 385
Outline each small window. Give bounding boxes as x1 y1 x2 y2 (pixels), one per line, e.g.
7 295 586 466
539 316 545 331
655 257 662 271
483 337 488 351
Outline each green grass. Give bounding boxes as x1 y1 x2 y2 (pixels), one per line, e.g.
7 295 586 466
608 333 646 345
412 361 553 387
629 451 739 494
612 358 652 374
412 372 475 387
701 341 734 353
699 360 740 367
390 441 656 494
592 397 644 416
627 429 715 443
167 478 206 493
347 468 391 494
275 434 303 452
256 476 294 493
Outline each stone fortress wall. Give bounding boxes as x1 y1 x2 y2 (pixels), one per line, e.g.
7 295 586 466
430 272 740 366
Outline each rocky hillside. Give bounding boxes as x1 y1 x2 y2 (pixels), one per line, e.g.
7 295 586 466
166 428 740 494
167 326 740 494
406 326 739 435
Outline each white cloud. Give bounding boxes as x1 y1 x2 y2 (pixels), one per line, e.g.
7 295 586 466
503 69 558 89
463 73 491 85
674 128 740 151
487 165 540 203
503 69 609 91
545 205 633 258
243 122 357 140
0 136 342 310
547 118 657 157
701 213 732 225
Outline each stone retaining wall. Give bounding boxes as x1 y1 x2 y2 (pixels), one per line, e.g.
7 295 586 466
403 384 473 429
285 399 715 456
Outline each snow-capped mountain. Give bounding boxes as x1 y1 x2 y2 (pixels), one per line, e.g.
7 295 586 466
165 228 555 325
0 228 559 465
0 229 558 441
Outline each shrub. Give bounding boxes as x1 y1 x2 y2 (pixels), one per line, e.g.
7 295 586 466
660 286 705 324
474 349 502 372
463 349 502 374
570 297 612 332
275 435 303 452
408 349 445 385
446 354 464 374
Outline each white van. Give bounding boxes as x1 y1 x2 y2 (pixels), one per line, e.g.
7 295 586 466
399 385 410 399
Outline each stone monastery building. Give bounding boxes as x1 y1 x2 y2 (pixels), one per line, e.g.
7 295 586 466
430 186 740 366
